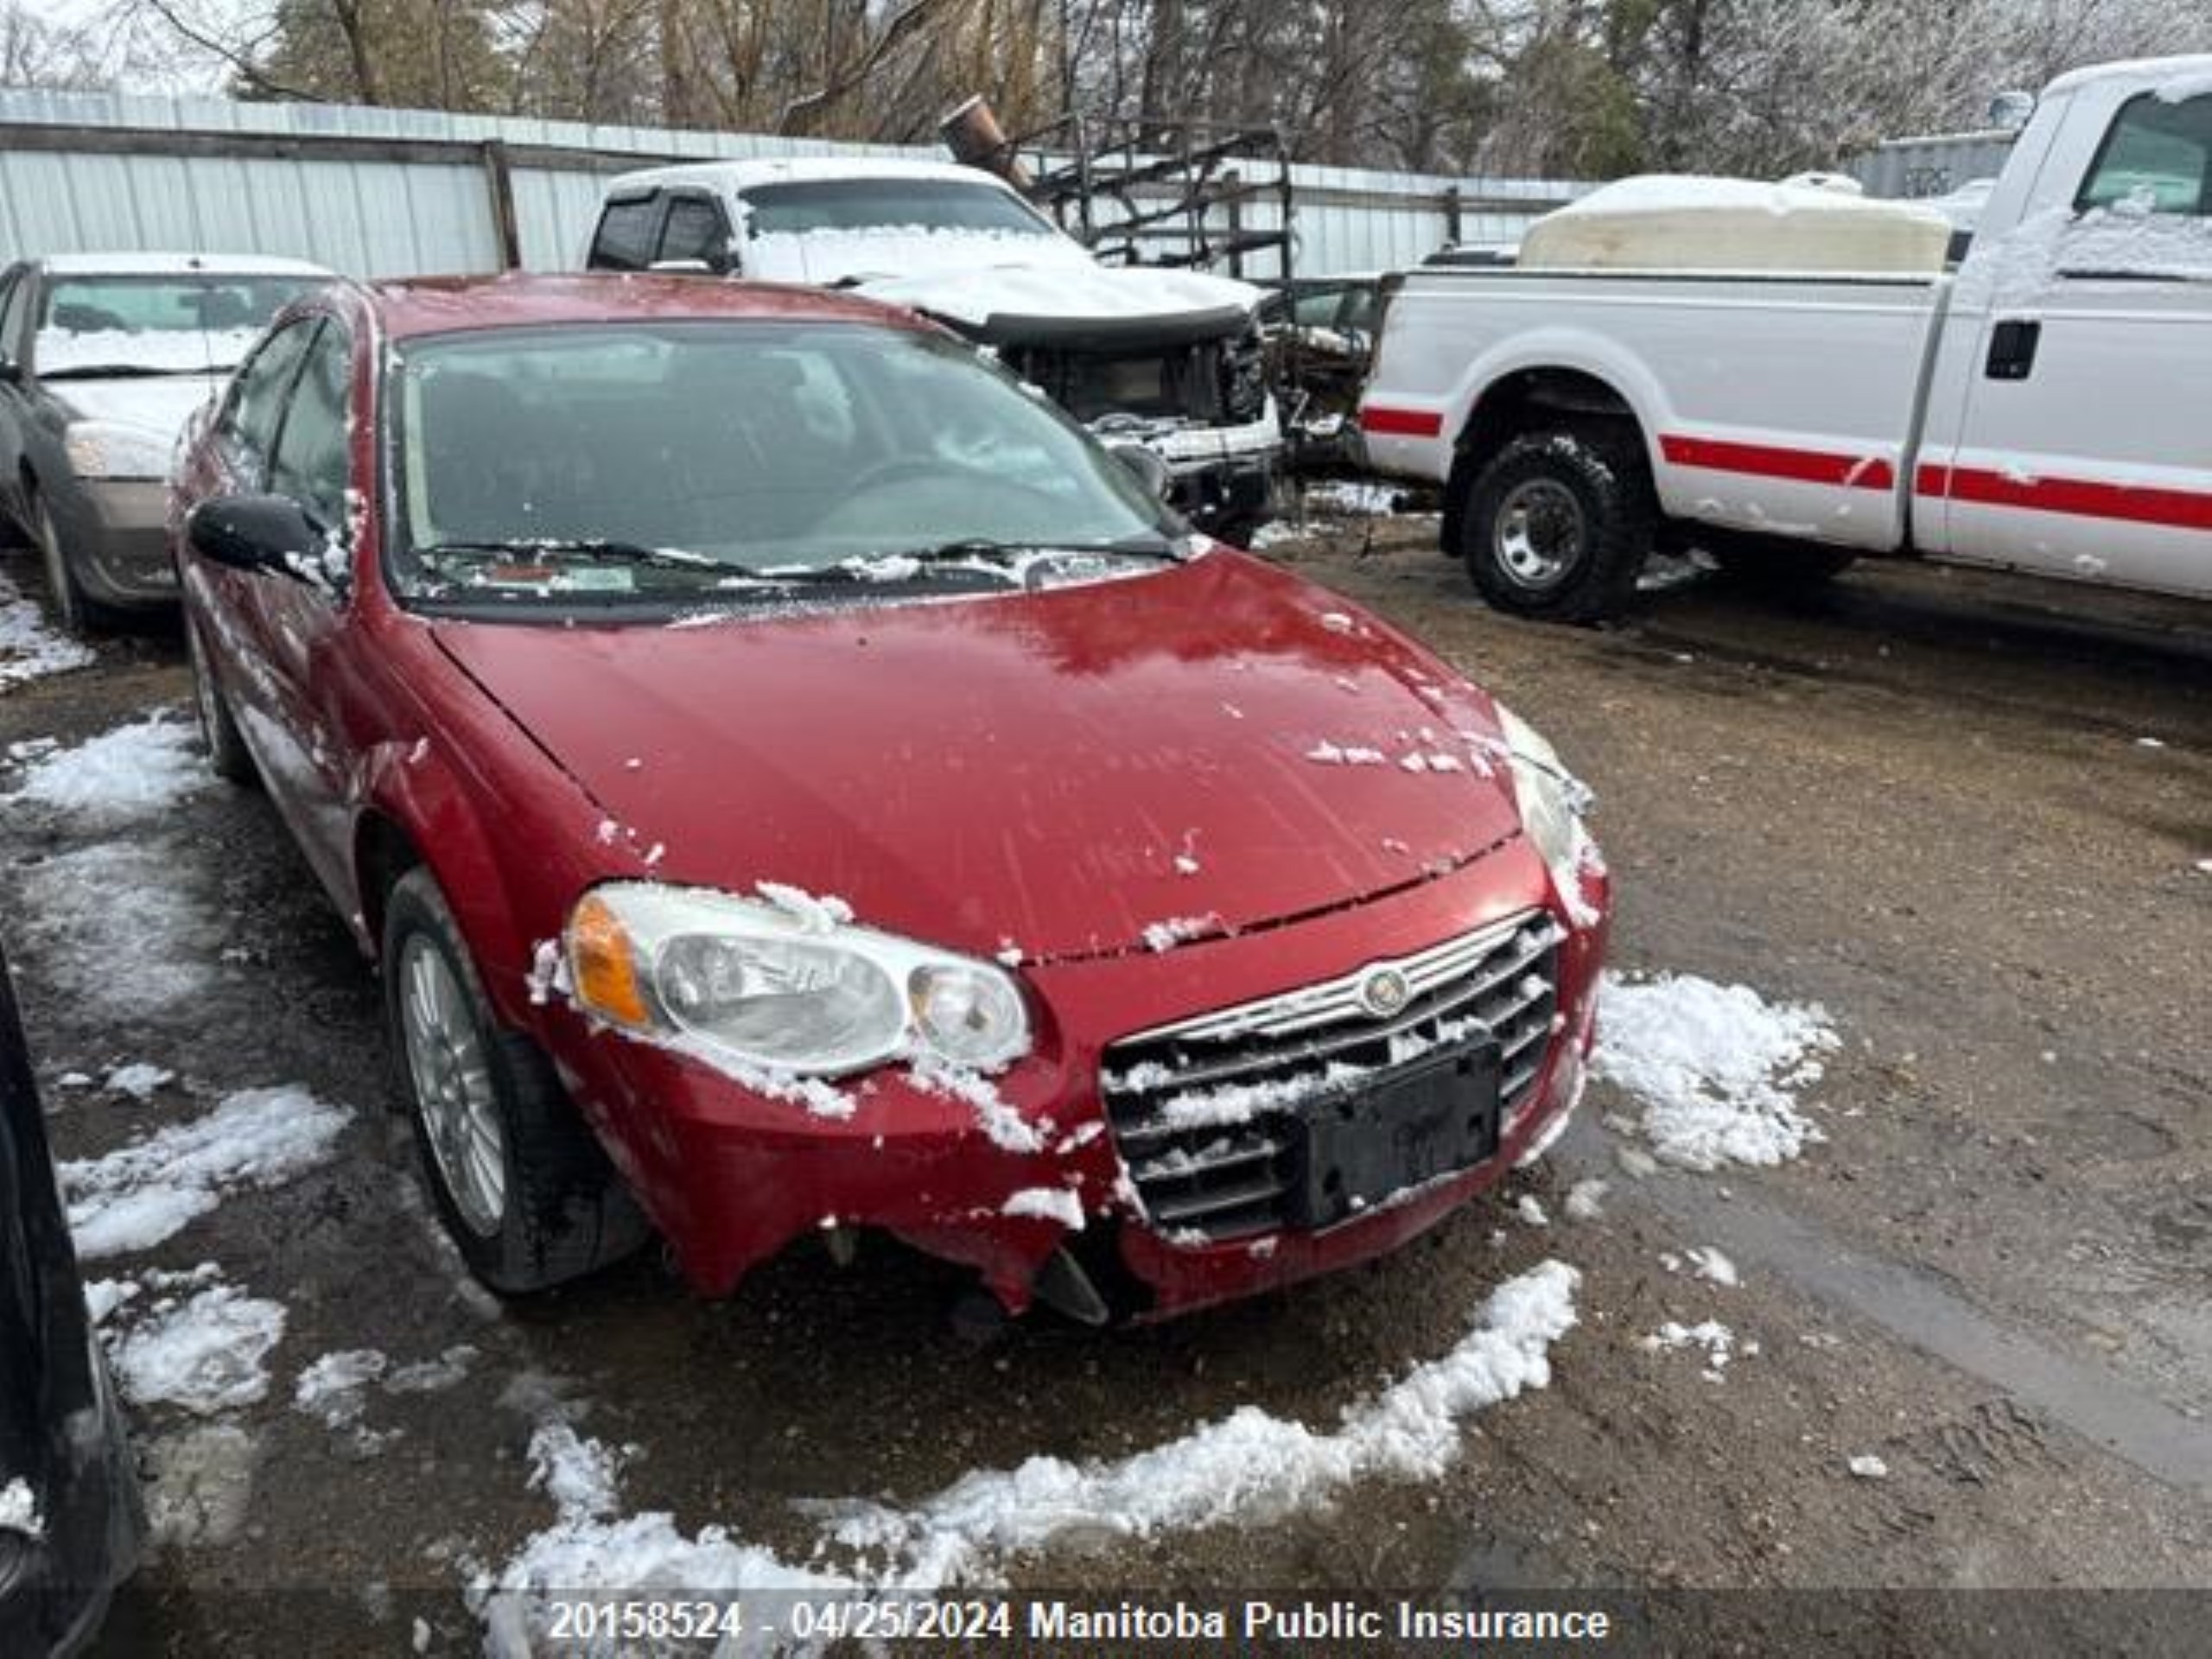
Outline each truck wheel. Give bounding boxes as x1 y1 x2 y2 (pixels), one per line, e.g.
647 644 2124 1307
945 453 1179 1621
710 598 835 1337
1708 542 1859 590
1460 429 1654 623
186 615 258 786
384 868 649 1294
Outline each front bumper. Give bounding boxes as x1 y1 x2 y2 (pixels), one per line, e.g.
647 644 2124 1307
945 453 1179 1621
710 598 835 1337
543 838 1607 1321
47 480 175 609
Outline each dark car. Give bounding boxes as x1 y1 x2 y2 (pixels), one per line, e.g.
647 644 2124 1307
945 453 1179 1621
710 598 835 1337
0 940 141 1656
0 254 329 631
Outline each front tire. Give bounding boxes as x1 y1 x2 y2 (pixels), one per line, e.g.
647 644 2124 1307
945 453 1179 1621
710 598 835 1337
31 489 89 635
384 868 647 1294
1459 428 1655 623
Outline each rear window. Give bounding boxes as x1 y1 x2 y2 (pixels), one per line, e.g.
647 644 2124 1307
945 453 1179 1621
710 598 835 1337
588 196 660 270
2077 92 2212 216
742 177 1053 238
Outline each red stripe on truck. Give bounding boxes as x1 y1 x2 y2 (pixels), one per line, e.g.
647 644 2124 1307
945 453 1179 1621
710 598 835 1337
1916 464 2212 533
1660 434 1896 492
1358 404 1446 438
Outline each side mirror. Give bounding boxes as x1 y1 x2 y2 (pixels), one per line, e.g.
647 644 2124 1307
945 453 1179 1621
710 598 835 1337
1109 442 1173 505
187 494 324 578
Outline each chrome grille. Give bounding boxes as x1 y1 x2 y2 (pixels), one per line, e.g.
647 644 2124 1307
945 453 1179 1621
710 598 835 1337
1101 911 1564 1241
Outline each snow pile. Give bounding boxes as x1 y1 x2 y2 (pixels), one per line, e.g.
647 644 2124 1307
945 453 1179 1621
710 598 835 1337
8 712 209 819
105 1062 175 1100
473 1423 847 1654
15 840 224 1018
1684 1244 1738 1287
0 1478 40 1538
1847 1453 1890 1479
295 1344 475 1451
1562 1179 1607 1222
826 1260 1579 1585
109 1283 286 1414
1592 972 1837 1169
477 1262 1580 1635
1641 1319 1741 1381
61 1084 353 1258
0 571 95 690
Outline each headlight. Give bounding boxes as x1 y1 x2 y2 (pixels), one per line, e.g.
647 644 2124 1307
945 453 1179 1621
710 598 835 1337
1495 703 1599 909
64 419 173 480
565 882 1030 1077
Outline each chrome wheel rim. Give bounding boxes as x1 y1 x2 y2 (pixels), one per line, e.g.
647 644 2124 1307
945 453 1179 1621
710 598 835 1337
1493 479 1586 589
399 938 506 1236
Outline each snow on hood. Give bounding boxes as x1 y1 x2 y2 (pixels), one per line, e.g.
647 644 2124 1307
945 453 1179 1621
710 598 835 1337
749 228 1261 332
430 554 1524 963
48 374 223 441
861 261 1261 334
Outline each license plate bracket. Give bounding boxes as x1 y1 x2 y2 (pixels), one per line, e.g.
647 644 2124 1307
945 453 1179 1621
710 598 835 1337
1287 1040 1502 1230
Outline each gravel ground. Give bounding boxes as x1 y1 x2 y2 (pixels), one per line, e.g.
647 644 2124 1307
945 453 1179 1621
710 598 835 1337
3 516 2208 1656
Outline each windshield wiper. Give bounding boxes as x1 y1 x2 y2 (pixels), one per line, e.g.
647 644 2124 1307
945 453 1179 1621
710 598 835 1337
416 537 721 573
872 535 1184 567
42 363 226 381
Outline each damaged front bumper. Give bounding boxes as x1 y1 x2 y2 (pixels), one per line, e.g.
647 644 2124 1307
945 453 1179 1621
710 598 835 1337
545 840 1606 1323
1090 404 1283 539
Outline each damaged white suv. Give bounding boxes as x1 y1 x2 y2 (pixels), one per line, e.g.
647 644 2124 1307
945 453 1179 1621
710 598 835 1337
583 158 1282 543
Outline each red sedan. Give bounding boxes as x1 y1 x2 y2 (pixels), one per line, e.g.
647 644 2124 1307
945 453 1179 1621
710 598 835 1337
172 274 1609 1323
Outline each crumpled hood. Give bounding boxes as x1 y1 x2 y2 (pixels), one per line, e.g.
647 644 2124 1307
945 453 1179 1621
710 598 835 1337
51 375 223 439
748 227 1260 333
431 553 1524 964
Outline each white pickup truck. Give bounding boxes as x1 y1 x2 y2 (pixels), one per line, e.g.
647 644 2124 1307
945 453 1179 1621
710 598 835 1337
1358 55 2212 622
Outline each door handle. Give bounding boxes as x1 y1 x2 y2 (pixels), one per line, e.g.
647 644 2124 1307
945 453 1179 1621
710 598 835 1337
1986 319 2042 380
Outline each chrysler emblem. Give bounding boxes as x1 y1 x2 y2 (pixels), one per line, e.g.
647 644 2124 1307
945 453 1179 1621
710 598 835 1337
1359 967 1411 1018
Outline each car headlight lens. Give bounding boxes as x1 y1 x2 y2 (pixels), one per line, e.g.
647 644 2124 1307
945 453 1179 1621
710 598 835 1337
64 419 174 480
1496 703 1598 900
565 883 1029 1077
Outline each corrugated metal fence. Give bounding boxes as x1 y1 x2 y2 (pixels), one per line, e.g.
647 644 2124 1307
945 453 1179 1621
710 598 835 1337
1847 130 2018 199
0 90 1586 281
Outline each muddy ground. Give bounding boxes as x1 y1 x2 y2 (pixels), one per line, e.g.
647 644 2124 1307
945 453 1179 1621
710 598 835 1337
3 518 2209 1656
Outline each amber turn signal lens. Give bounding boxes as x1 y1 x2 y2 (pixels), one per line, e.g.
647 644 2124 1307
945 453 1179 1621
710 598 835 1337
569 892 651 1027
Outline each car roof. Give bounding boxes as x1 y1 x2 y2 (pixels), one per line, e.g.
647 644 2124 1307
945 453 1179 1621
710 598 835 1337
356 270 932 340
37 251 333 277
605 156 1019 199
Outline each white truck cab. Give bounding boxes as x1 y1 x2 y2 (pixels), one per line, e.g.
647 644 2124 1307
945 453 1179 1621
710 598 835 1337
584 158 1282 541
1359 56 2212 621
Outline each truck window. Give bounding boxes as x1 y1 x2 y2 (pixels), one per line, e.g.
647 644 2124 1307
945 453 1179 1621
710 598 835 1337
589 194 662 270
2076 92 2212 217
657 195 734 270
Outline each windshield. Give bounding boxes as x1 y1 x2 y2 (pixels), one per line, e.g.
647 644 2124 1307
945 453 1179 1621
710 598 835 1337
36 273 322 376
387 321 1175 607
742 177 1056 239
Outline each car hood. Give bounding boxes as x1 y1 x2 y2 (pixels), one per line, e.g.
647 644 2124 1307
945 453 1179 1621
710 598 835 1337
50 374 223 439
748 229 1259 334
430 553 1524 963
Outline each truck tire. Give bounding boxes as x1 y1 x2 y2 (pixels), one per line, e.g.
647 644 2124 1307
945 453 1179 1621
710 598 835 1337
1459 428 1654 623
384 867 650 1294
1708 541 1859 590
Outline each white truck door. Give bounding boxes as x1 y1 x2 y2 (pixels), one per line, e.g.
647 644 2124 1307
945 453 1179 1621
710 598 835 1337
1920 80 2212 598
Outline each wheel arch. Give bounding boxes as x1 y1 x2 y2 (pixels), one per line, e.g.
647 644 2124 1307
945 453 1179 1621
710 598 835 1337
351 755 542 1030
